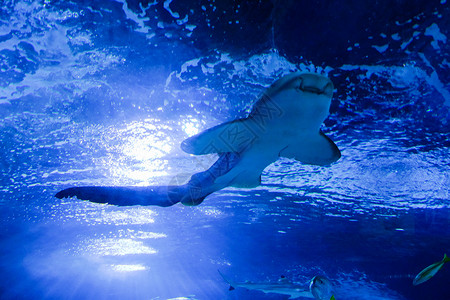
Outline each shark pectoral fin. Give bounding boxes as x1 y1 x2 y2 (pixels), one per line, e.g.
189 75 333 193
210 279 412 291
181 118 257 154
229 174 261 188
213 166 262 189
280 132 341 166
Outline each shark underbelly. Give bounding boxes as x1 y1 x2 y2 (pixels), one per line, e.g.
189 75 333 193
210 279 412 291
214 144 278 188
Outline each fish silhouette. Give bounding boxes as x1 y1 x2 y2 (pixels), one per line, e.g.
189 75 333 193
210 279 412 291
218 270 314 299
56 72 341 207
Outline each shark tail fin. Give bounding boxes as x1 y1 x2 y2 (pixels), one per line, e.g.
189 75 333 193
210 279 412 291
180 195 207 206
218 270 235 291
443 253 450 263
55 185 186 207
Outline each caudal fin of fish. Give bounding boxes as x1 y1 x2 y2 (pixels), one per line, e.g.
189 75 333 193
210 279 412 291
218 270 235 291
55 185 201 207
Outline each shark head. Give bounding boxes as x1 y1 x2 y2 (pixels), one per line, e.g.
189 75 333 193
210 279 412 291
262 72 333 99
297 72 334 97
251 72 335 132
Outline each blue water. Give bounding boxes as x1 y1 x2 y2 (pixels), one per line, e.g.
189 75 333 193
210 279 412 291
0 0 449 299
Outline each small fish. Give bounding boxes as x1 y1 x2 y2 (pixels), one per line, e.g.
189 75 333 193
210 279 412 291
218 270 314 299
413 253 450 285
309 276 333 300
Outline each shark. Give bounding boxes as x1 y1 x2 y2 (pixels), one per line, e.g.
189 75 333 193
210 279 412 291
218 270 314 299
55 72 341 207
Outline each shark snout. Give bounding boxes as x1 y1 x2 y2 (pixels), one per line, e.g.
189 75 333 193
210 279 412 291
298 73 334 97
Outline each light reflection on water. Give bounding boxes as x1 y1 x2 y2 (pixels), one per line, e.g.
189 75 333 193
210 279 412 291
57 203 158 225
182 118 200 136
85 238 158 256
90 207 157 225
106 119 173 185
110 264 148 272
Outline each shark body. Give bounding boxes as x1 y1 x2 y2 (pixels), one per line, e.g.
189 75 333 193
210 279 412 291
56 72 341 206
218 270 314 299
